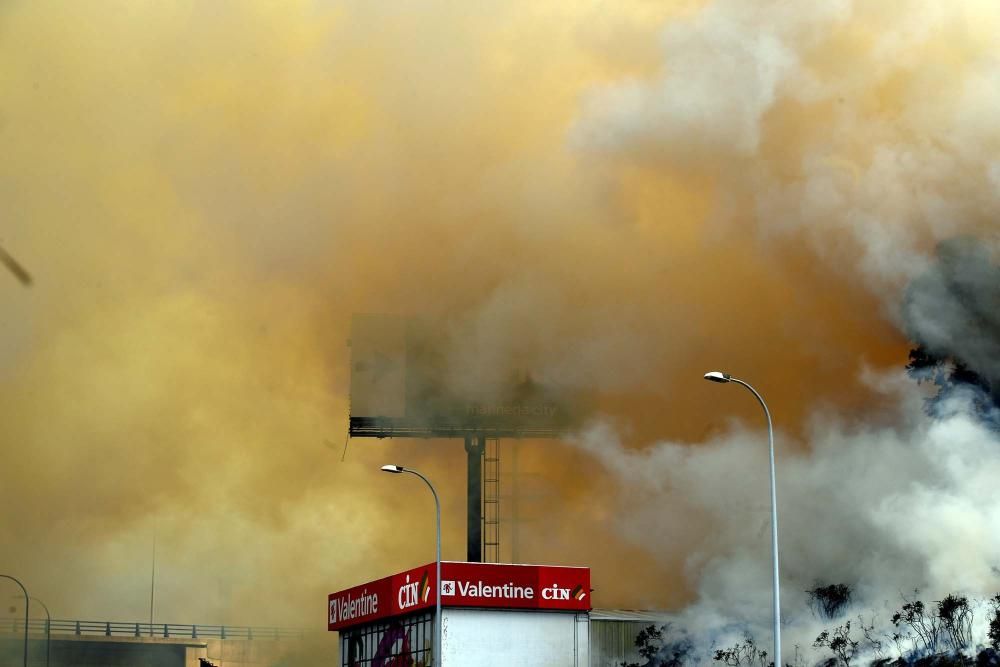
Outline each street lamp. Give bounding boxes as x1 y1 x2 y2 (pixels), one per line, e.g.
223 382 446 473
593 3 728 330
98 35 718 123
703 371 781 667
11 595 49 667
32 598 50 667
381 465 442 667
0 574 29 667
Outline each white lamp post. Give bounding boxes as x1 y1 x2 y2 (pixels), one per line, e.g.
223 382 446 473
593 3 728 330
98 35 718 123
704 371 781 667
381 465 442 667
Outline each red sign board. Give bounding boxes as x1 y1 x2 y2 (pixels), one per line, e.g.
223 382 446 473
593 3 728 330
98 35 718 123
328 562 591 631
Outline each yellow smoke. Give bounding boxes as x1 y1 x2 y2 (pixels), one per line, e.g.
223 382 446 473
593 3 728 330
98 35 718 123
1 0 996 626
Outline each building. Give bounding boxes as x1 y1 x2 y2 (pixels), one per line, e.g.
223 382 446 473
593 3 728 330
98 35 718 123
329 561 666 666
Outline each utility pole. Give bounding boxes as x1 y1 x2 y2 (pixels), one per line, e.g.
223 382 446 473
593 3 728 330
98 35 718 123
149 535 156 636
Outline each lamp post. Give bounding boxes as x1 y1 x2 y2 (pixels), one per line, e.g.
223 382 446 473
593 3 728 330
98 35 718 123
32 597 50 667
11 595 49 667
150 534 156 637
704 371 780 667
0 574 29 667
381 465 441 667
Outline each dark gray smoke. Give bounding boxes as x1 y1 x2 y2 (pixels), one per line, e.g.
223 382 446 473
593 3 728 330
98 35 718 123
903 237 1000 412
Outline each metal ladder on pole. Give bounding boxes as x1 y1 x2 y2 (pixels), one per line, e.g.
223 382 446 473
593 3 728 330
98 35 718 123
482 437 501 563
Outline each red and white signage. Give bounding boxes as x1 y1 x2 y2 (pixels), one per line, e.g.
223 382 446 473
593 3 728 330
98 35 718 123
328 562 591 631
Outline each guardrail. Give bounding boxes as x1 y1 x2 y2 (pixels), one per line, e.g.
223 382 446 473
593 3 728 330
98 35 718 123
0 618 307 640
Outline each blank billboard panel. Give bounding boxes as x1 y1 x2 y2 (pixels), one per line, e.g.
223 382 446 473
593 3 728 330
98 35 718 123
348 314 578 439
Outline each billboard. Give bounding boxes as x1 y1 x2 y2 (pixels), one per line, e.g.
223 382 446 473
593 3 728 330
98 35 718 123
439 561 591 612
348 315 581 438
328 561 592 632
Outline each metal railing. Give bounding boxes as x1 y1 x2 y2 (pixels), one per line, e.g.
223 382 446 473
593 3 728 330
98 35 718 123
0 618 307 641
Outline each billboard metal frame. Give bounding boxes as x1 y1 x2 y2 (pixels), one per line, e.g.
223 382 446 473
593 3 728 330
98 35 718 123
348 417 565 440
348 314 571 564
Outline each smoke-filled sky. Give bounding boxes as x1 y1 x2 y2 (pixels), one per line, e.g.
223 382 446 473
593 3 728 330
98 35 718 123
2 0 999 644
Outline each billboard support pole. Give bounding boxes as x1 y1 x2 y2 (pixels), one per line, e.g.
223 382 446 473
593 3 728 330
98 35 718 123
464 435 484 562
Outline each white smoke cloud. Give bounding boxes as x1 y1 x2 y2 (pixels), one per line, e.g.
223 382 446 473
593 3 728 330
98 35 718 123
574 371 1000 663
568 4 1000 659
573 0 850 161
573 0 1000 293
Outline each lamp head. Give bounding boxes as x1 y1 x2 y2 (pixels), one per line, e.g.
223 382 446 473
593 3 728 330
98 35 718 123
703 371 732 384
380 464 405 474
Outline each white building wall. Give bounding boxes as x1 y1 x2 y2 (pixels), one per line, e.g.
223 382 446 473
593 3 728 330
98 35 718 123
441 609 589 667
